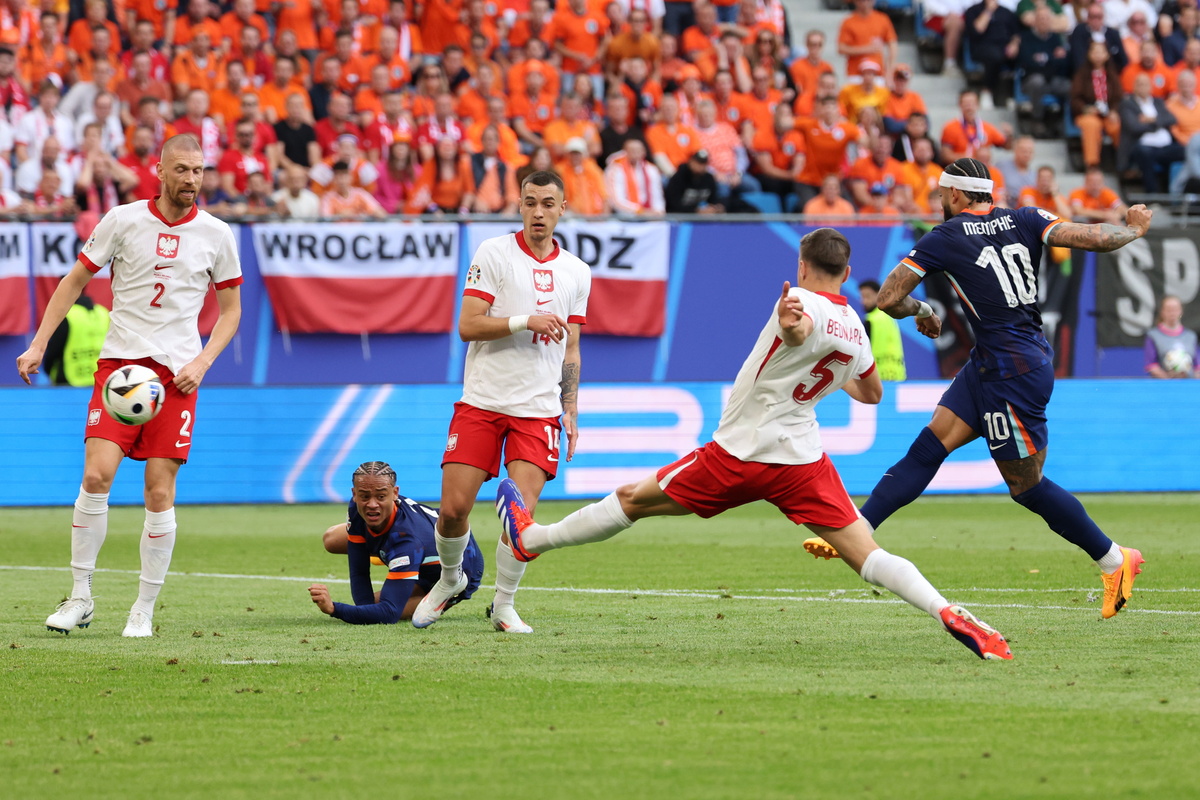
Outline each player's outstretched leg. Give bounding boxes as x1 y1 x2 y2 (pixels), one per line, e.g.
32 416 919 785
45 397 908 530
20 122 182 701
124 507 177 638
821 522 1013 661
1010 476 1144 618
496 480 634 557
46 486 109 634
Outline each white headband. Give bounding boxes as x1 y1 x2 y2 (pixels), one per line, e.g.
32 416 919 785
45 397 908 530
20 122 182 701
939 172 994 193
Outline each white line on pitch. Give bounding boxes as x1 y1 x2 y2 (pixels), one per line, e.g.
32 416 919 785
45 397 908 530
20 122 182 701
3 564 1197 616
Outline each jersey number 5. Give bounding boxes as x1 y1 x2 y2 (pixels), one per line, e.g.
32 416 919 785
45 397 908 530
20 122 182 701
976 243 1037 307
792 351 853 403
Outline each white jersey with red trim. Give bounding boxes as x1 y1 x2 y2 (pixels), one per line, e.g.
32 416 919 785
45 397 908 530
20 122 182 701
79 199 243 374
713 288 876 465
461 231 591 418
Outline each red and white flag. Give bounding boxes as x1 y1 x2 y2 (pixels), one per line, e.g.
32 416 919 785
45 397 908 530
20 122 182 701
253 222 460 334
0 224 30 335
465 220 670 337
32 222 113 324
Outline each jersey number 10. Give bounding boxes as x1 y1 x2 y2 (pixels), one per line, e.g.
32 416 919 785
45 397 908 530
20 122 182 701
975 243 1037 308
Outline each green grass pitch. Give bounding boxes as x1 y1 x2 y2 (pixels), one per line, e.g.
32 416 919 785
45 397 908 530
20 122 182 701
2 494 1198 799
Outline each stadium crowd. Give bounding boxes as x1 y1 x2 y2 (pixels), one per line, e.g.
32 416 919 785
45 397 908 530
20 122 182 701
0 0 1163 221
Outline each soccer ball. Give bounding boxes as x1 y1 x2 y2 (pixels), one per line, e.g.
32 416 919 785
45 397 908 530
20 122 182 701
102 365 165 425
1162 348 1193 375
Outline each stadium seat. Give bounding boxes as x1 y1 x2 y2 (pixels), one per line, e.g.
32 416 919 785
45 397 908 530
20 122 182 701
914 3 945 74
740 192 782 213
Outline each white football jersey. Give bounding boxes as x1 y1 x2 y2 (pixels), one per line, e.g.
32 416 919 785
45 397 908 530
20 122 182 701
461 232 591 418
79 200 243 374
713 288 876 465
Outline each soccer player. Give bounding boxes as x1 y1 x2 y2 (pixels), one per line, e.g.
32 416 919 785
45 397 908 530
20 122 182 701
496 229 1013 661
803 158 1151 620
308 462 485 625
411 171 591 634
16 134 243 638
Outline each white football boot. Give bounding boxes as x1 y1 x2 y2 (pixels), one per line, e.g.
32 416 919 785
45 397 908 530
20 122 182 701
46 598 95 634
487 603 533 634
121 610 154 638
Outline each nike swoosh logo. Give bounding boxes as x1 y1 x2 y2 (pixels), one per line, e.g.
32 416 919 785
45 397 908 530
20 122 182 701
72 524 87 528
148 532 171 538
154 264 172 270
175 441 192 448
989 442 1005 450
536 299 553 305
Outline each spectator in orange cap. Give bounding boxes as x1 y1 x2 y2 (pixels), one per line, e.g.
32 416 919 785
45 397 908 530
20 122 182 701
559 135 610 215
674 63 710 126
838 59 889 125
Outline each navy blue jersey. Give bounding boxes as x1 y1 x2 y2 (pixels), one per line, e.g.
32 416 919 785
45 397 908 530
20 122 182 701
903 205 1064 380
333 496 447 625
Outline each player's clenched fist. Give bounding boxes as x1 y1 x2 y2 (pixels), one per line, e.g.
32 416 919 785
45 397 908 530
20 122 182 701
528 313 568 342
308 584 335 615
1126 204 1153 236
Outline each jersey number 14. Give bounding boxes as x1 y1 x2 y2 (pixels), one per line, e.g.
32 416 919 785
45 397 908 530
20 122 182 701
975 243 1037 307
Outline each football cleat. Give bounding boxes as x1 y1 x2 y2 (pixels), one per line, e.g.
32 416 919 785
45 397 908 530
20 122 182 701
411 572 469 628
496 478 538 562
1101 547 1145 619
487 603 533 634
802 537 842 560
940 605 1013 660
46 597 95 634
121 610 154 638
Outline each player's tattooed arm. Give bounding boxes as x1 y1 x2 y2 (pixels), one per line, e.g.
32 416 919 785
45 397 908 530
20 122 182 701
1046 204 1153 252
877 264 925 318
561 323 583 461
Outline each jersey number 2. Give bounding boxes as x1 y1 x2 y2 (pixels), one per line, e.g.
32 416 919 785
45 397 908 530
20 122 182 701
150 283 165 308
976 244 1036 307
792 351 853 403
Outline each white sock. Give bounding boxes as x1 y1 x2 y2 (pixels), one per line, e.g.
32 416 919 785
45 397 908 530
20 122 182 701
1096 542 1124 573
70 487 109 600
132 508 176 616
519 492 634 554
492 539 526 608
435 530 469 585
859 549 948 619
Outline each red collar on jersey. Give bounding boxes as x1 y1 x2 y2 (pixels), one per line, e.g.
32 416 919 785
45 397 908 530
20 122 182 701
516 230 560 263
961 204 995 216
148 197 199 227
815 291 848 305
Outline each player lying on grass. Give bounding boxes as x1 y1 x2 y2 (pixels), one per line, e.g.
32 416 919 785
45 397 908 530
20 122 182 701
803 158 1148 620
495 228 1013 661
308 462 484 625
